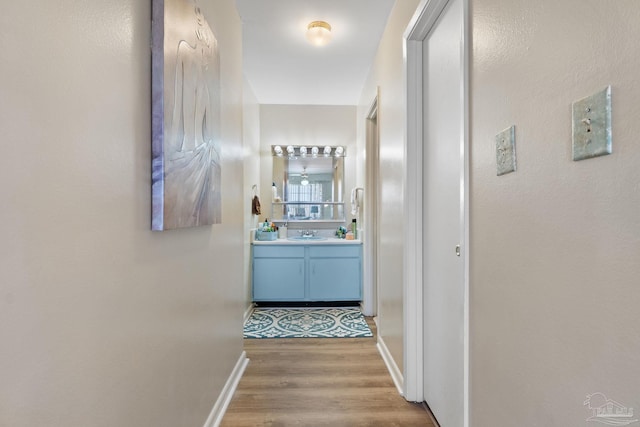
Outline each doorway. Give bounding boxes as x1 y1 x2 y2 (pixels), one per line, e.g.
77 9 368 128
363 93 379 317
404 0 469 426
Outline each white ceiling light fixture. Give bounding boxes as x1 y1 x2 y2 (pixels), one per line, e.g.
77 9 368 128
306 20 332 47
286 145 295 156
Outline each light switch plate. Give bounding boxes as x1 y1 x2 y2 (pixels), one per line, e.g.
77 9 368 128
496 125 516 176
572 86 612 161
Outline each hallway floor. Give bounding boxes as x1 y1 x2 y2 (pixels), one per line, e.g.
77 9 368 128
221 317 434 426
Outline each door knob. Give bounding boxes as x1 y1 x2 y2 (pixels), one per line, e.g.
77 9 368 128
455 245 461 257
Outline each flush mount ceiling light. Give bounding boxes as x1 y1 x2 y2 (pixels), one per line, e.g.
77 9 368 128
300 167 309 186
306 21 332 46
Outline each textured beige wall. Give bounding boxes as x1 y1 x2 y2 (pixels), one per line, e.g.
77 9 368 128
357 0 421 372
258 105 357 227
0 1 245 426
470 1 640 425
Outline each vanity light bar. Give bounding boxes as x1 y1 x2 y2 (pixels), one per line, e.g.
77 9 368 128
272 145 345 157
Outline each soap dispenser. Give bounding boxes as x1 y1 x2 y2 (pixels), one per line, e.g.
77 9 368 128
351 218 357 239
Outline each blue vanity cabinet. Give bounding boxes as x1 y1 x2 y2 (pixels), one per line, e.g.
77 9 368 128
251 244 362 302
252 246 305 301
309 246 362 301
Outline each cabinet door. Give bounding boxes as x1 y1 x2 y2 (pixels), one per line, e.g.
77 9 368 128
253 258 305 301
309 258 361 301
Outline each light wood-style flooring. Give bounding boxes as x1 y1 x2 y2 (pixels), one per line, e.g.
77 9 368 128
221 317 434 426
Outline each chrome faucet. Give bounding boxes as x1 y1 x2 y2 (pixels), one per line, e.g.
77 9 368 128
298 229 317 237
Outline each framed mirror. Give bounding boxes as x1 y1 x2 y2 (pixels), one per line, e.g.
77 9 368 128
271 146 345 222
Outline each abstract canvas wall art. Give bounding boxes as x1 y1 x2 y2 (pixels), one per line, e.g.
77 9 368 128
151 0 222 230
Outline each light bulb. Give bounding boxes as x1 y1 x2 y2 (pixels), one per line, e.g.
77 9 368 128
306 21 332 46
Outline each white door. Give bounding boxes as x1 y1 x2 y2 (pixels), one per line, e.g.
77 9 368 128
422 0 465 425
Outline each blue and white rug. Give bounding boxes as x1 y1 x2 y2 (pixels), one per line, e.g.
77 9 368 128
244 308 373 339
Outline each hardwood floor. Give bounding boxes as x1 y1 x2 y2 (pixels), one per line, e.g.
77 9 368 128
221 317 434 426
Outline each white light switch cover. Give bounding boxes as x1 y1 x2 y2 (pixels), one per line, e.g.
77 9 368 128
572 86 612 161
496 125 516 176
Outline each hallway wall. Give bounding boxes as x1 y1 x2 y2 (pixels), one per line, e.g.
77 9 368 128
0 1 245 426
470 0 640 425
357 0 422 374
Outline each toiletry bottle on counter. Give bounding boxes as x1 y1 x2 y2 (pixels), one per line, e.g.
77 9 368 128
271 182 277 202
351 218 357 239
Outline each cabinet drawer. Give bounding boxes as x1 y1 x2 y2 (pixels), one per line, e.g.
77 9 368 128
309 245 361 258
253 245 305 258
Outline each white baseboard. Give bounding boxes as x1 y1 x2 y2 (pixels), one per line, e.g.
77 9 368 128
376 336 404 396
243 303 255 324
203 351 249 427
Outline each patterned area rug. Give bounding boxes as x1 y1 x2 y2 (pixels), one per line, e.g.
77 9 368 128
244 308 373 339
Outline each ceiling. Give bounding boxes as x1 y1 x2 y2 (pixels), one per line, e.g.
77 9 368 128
235 0 396 106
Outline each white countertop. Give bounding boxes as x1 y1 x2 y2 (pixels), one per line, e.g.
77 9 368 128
252 237 362 245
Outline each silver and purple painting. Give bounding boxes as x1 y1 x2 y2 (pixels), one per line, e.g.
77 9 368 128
151 0 221 230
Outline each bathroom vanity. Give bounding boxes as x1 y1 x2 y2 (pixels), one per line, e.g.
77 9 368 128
255 145 361 302
251 240 362 302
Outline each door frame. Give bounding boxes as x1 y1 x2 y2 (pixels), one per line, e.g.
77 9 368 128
403 0 469 424
363 92 379 317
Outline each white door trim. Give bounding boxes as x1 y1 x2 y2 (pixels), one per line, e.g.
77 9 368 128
363 92 380 317
403 1 470 426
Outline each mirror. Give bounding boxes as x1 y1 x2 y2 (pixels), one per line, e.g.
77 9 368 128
271 146 345 222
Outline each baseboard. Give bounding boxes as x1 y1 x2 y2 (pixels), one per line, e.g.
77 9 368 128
376 336 404 396
243 303 255 324
203 351 249 427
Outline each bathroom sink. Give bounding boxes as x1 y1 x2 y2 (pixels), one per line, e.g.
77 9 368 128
287 236 327 241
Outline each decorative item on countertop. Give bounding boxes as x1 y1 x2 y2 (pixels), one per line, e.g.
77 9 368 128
345 231 354 240
351 218 357 239
256 218 277 241
335 226 347 239
278 221 288 239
